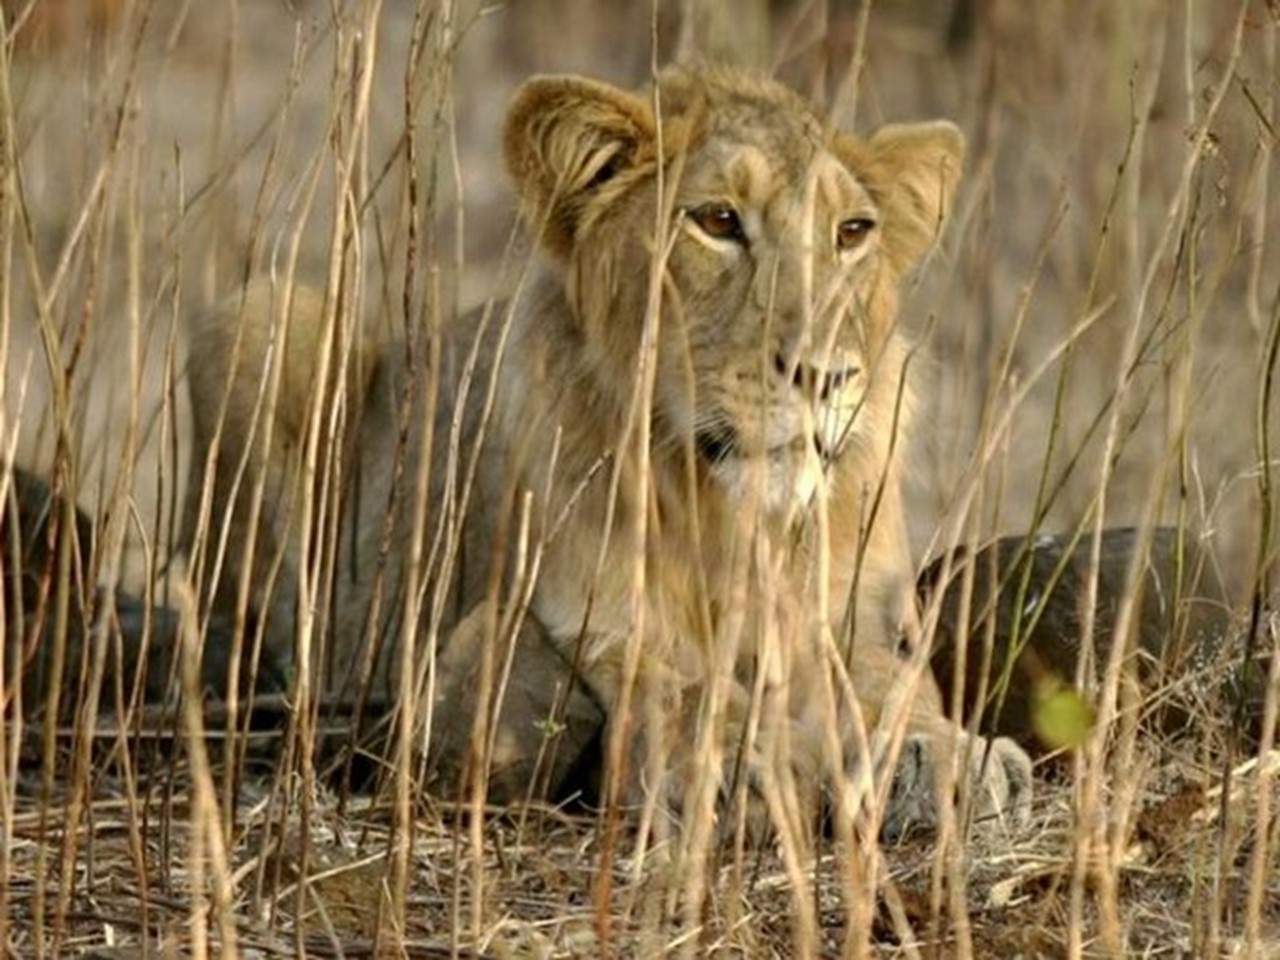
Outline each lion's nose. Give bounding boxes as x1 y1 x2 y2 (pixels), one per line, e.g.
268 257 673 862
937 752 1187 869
773 353 860 402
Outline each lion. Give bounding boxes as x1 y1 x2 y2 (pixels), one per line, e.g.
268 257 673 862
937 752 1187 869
183 66 1032 837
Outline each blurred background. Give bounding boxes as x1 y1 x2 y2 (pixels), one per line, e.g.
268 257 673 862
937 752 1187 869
2 0 1275 605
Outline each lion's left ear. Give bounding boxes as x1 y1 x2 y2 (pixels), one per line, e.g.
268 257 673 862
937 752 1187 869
504 75 657 262
838 121 965 272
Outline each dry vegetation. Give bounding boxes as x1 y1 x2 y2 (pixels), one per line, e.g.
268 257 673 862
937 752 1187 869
1 0 1278 956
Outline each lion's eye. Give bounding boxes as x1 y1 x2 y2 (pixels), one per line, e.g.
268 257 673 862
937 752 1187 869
836 217 876 253
688 202 746 244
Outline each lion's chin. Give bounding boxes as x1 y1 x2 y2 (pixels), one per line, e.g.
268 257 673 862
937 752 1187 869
710 442 825 514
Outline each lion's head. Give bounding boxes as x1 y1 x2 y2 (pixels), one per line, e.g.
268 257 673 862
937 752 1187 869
504 67 963 511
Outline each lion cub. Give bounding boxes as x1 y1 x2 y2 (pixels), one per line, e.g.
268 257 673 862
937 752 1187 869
185 67 1031 837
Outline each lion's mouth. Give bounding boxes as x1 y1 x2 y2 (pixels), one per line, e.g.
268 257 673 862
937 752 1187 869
695 425 740 465
694 426 837 466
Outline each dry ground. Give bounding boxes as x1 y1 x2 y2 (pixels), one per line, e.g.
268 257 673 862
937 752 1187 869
2 0 1279 956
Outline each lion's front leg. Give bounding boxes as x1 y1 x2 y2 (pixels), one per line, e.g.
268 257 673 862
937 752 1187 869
587 653 830 839
424 600 605 804
831 487 1034 839
851 638 1033 839
881 724 1033 839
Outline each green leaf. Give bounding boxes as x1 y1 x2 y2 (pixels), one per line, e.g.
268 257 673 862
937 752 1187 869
1033 681 1095 750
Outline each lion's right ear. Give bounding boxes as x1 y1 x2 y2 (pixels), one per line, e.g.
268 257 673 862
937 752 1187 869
504 76 656 261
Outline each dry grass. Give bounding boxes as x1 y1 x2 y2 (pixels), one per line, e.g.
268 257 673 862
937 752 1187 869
2 744 1275 955
1 0 1278 956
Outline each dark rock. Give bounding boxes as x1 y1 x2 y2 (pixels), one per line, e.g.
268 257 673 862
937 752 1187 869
918 527 1246 751
2 465 289 726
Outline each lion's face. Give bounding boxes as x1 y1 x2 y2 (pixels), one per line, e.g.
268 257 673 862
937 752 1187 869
659 117 888 510
504 68 963 511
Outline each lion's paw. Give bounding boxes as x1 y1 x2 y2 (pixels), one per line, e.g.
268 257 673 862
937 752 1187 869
881 731 1033 840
